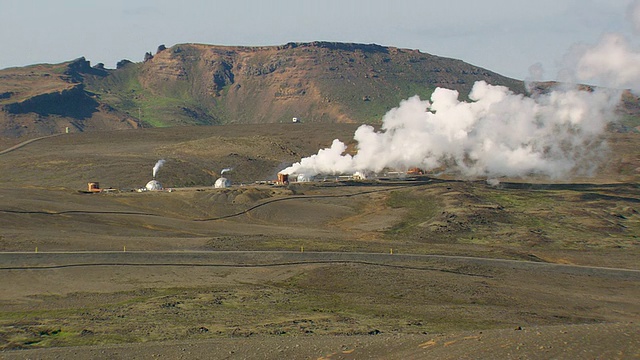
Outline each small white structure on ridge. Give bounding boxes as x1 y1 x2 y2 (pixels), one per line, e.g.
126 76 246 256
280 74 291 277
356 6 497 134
214 177 231 188
145 180 163 191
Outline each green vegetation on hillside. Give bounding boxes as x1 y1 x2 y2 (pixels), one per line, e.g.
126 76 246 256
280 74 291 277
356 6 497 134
85 63 214 127
81 43 526 127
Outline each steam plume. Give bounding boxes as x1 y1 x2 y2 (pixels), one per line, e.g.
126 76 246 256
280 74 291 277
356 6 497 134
628 0 640 34
281 81 620 179
559 0 640 92
281 5 638 180
152 159 166 178
220 167 233 175
561 34 640 93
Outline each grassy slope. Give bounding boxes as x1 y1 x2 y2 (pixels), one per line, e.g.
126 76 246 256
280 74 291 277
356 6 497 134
84 64 210 128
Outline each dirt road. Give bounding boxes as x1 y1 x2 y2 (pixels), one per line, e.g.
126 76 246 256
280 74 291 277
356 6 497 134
1 250 639 277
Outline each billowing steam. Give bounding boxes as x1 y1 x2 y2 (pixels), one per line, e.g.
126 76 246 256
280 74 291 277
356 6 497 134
281 4 638 180
152 159 166 178
561 33 640 93
558 0 640 92
281 82 620 179
629 0 640 34
220 167 233 175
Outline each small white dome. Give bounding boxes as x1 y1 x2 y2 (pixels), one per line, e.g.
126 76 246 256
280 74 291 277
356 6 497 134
214 177 231 188
145 180 163 191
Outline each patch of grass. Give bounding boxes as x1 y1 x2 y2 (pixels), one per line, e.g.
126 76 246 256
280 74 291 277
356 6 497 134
385 190 440 237
85 64 209 127
618 114 640 130
0 271 510 349
0 325 84 350
0 308 79 321
470 187 640 249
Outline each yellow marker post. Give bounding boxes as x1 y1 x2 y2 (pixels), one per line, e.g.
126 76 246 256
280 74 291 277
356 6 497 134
301 246 304 253
123 245 126 252
390 248 393 255
35 247 38 253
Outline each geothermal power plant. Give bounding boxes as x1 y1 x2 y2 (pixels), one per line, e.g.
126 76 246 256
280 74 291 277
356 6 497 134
83 157 435 195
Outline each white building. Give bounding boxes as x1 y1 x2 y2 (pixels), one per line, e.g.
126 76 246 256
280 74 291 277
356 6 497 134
214 177 231 188
145 180 163 191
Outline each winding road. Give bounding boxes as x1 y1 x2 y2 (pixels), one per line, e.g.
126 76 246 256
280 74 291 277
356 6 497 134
1 251 638 280
0 133 63 156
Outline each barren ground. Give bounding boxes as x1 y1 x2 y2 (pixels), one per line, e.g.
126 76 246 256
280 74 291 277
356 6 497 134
0 124 639 359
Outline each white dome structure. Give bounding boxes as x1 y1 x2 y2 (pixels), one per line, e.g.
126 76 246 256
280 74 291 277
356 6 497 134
214 177 231 188
145 180 163 191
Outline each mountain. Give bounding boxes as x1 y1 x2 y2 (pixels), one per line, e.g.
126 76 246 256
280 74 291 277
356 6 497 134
104 42 527 126
0 42 530 138
2 41 637 138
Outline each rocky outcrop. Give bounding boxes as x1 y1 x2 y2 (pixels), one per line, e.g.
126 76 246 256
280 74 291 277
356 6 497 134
64 57 108 82
212 60 235 94
116 59 133 69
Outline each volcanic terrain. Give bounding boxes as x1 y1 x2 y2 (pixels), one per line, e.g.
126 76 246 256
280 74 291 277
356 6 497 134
0 122 638 359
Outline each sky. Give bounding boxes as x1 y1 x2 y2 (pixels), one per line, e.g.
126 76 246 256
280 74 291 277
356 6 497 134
0 0 635 81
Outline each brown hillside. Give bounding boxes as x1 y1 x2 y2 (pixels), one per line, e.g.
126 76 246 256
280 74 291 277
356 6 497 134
1 42 529 138
0 59 142 138
131 42 526 125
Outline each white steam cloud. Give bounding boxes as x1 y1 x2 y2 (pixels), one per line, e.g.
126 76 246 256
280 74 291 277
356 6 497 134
281 81 620 179
220 167 233 175
561 33 640 92
152 159 166 178
627 0 640 34
281 4 637 180
559 0 640 92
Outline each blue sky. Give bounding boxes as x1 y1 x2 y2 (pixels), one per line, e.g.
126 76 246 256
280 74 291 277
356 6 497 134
0 0 634 81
